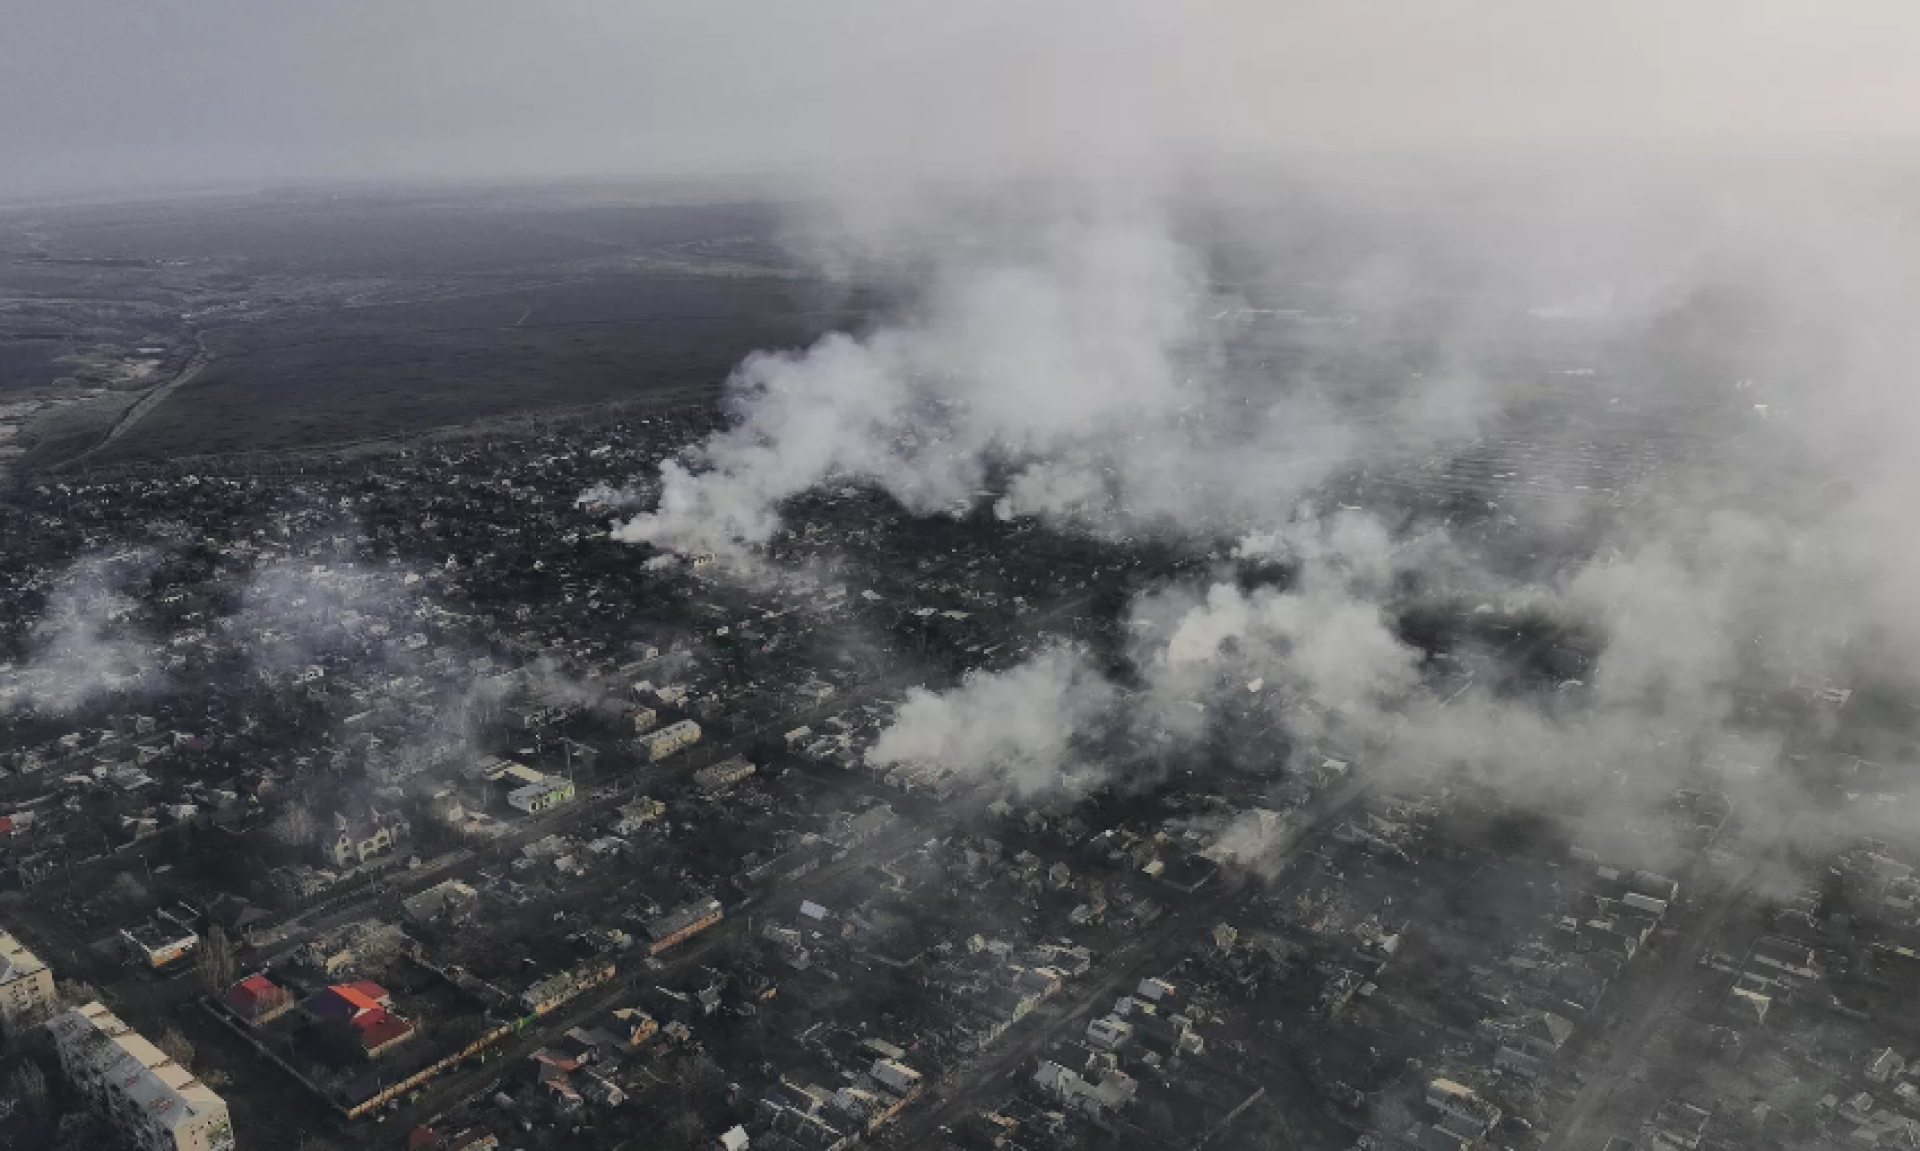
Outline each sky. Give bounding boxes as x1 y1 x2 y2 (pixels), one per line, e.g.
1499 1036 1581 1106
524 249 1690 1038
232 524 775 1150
6 1 1920 199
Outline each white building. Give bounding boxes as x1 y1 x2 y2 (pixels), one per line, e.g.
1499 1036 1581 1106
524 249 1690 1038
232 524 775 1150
122 914 199 970
0 929 56 1035
319 810 408 869
870 1058 921 1095
1033 1060 1137 1120
1086 1015 1133 1050
49 1001 235 1151
506 776 575 814
1135 976 1176 1003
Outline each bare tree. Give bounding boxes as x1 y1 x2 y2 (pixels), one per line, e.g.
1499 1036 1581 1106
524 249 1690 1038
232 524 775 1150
109 870 150 907
155 1026 194 1068
665 1106 705 1150
57 978 104 1005
197 924 235 998
272 803 318 847
53 1109 111 1151
5 1061 47 1114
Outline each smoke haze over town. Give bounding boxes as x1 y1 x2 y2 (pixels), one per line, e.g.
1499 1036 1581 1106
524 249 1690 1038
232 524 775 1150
3 5 1920 1151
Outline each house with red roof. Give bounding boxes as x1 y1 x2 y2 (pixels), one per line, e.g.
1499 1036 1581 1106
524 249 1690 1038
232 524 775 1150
352 1007 416 1056
305 981 391 1023
346 980 392 1008
226 972 293 1025
304 980 416 1057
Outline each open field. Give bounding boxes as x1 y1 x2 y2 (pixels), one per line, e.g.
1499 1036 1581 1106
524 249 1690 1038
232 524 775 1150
0 186 875 468
90 275 867 463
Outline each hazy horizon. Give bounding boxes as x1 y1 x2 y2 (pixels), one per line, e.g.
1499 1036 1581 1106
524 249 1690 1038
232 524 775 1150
8 2 1920 202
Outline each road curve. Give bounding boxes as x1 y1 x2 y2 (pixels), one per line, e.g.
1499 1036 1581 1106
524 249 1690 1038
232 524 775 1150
60 339 209 469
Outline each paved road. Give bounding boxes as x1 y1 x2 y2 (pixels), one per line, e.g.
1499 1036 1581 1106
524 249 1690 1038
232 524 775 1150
1540 846 1762 1151
380 922 734 1132
61 340 209 468
9 556 1110 971
0 552 1135 1147
385 815 934 1135
886 775 1371 1147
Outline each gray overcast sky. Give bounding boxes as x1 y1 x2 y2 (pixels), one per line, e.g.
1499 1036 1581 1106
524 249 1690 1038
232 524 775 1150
5 1 1919 199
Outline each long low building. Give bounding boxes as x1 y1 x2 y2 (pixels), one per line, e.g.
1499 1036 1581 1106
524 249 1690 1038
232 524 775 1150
647 898 723 955
507 776 575 814
403 878 480 925
638 719 701 762
122 914 199 969
49 1000 235 1151
693 756 755 794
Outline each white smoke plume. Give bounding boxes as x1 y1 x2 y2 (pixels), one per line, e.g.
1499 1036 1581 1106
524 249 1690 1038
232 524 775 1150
615 205 1201 555
863 513 1434 800
575 482 649 512
230 558 410 677
594 80 1920 871
607 195 1463 559
1127 511 1431 750
1158 582 1420 716
1160 806 1304 881
523 654 607 711
866 645 1115 797
0 552 161 715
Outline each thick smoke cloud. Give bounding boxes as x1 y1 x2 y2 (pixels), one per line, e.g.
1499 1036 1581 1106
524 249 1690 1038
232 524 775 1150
0 552 161 715
230 558 411 677
434 0 1920 857
609 194 1486 557
615 206 1212 554
228 554 600 777
859 511 1436 803
866 645 1115 797
1131 511 1426 750
613 179 1920 854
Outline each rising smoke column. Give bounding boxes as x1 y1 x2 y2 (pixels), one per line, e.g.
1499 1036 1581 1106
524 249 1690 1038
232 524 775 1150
613 153 1920 867
0 552 162 715
612 203 1210 556
865 645 1116 797
1129 510 1431 753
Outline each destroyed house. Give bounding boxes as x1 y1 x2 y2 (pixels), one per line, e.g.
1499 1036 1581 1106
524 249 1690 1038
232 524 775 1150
694 756 756 794
646 898 723 954
321 810 408 869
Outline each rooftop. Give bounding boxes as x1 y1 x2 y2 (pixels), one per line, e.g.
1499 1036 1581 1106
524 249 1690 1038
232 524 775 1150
351 1007 415 1051
49 1001 226 1134
0 930 48 984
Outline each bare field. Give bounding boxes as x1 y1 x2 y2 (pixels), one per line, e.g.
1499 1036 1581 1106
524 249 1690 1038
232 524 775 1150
0 188 874 467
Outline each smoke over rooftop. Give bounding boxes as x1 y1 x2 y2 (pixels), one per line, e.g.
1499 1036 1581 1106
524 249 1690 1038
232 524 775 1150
592 62 1920 863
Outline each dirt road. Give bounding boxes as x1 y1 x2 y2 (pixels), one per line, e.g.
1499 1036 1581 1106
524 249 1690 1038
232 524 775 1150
61 340 209 467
